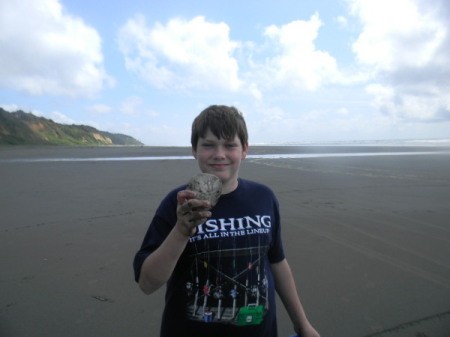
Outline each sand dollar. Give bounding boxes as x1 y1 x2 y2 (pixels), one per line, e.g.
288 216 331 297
187 173 222 206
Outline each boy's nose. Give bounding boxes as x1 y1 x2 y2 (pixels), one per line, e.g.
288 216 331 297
213 145 226 159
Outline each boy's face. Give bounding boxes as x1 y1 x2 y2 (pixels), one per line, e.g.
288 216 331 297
192 129 248 193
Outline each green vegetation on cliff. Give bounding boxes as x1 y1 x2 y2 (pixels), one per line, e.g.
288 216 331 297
0 108 143 146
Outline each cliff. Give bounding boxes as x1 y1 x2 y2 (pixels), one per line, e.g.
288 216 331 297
0 108 143 146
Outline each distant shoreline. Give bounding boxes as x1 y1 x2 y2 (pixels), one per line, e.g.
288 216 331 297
1 144 449 162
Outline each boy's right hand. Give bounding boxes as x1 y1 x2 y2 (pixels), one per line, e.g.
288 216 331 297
176 190 212 237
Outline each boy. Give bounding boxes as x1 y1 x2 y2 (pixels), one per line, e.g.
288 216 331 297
134 105 320 337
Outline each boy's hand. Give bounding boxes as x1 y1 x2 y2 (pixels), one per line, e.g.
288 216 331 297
295 323 321 337
176 190 212 237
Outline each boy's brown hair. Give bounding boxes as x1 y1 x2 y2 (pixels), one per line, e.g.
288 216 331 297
191 105 248 149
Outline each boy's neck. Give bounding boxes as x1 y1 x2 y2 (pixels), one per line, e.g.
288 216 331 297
221 178 239 195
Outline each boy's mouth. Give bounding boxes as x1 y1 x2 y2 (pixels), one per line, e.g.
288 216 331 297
210 163 228 169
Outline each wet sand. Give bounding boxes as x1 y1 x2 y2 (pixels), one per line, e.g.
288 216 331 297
1 146 450 337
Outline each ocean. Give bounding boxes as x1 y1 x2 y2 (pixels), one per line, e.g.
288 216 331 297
1 139 450 163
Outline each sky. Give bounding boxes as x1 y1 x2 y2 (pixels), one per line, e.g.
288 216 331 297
1 0 450 146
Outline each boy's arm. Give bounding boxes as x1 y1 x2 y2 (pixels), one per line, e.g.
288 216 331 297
138 190 211 295
271 259 321 337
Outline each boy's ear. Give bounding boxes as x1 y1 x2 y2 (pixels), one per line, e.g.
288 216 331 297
192 147 197 159
242 144 249 159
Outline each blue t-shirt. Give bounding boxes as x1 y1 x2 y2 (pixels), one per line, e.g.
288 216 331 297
134 178 285 337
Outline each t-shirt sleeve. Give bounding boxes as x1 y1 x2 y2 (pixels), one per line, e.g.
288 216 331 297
133 189 179 282
268 193 285 264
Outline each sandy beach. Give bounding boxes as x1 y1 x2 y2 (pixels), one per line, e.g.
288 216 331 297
1 145 450 337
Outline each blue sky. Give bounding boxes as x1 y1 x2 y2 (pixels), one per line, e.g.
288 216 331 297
1 0 450 145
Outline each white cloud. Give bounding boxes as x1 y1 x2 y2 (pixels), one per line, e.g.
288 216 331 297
145 109 159 118
0 0 114 97
248 83 262 101
0 104 46 117
336 16 349 28
88 104 112 114
260 13 341 91
120 96 143 115
117 13 362 98
350 0 447 71
248 102 401 144
50 111 76 124
118 15 241 91
0 104 21 112
366 83 450 121
348 0 450 122
133 123 189 146
336 107 350 116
